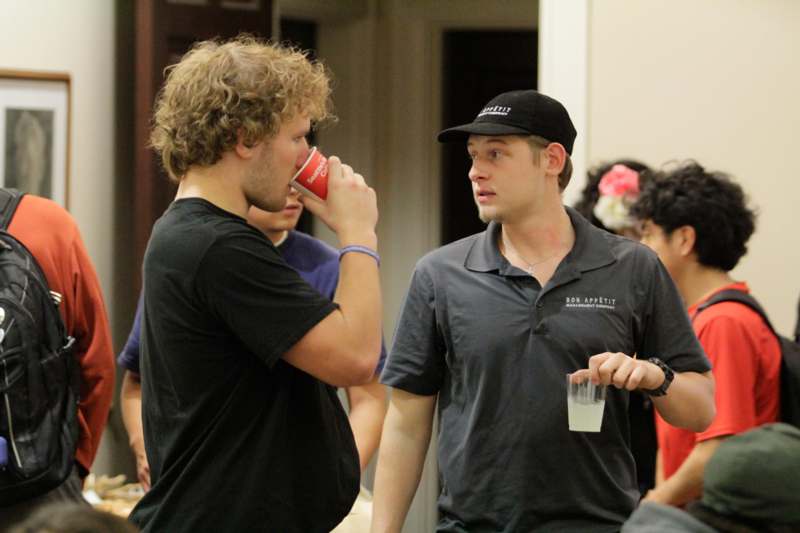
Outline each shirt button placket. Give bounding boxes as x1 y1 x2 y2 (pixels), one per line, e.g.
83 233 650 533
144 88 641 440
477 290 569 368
534 300 547 334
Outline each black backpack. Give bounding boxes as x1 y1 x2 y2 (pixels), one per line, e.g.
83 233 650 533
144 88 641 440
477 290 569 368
697 289 800 429
0 189 78 505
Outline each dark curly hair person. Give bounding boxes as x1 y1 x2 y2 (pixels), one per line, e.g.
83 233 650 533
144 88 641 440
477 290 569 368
630 161 781 509
631 161 755 271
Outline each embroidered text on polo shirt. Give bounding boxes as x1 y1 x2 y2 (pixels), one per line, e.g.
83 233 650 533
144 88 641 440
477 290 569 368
565 296 617 310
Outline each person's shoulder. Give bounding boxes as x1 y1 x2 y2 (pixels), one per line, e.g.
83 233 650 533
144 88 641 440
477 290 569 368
160 199 259 241
151 200 274 267
418 232 483 268
605 233 666 279
290 230 338 260
605 230 657 262
402 232 486 291
691 288 779 358
8 195 83 253
283 232 338 277
695 290 768 332
571 206 654 264
16 194 77 229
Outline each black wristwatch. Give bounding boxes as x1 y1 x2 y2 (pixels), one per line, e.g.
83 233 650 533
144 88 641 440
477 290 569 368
642 357 674 397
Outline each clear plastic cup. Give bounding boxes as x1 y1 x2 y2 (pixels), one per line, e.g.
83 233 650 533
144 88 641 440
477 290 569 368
566 370 607 432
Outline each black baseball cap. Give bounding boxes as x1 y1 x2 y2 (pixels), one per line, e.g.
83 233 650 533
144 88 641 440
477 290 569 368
437 89 577 154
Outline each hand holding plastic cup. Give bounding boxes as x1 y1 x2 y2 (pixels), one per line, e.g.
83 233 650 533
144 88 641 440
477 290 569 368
291 147 329 201
566 369 607 432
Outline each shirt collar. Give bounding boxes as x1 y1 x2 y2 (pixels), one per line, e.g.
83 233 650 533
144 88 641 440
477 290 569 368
464 206 617 276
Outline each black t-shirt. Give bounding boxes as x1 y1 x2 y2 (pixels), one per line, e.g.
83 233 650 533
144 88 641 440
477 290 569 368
382 207 711 532
129 199 359 533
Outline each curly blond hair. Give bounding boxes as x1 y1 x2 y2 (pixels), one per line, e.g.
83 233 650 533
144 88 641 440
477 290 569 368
150 35 334 181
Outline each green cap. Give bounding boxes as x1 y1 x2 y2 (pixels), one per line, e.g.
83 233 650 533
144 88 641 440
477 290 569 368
702 423 800 525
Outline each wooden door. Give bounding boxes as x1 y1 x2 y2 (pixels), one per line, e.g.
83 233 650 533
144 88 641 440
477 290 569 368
132 0 273 293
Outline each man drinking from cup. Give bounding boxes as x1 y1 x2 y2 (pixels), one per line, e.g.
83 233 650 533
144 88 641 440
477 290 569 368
129 35 382 533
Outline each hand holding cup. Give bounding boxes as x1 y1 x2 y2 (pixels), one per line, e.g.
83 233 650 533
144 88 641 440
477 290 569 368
295 150 378 248
587 352 665 391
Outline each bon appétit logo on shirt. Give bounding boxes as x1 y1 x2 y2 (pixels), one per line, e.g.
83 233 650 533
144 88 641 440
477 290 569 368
564 296 617 310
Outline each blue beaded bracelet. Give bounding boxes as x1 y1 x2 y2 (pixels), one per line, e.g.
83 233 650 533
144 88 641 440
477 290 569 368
339 245 380 266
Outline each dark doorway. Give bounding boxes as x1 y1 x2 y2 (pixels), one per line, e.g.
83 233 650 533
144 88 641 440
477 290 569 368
280 18 317 235
440 30 537 245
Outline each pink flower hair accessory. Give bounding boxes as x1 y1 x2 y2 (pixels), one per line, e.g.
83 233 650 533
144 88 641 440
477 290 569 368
593 164 641 231
598 164 640 198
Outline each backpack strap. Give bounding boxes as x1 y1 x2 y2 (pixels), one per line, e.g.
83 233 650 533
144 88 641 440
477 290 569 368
696 289 776 334
0 188 24 231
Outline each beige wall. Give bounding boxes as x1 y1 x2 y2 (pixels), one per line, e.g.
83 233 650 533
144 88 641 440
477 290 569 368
588 0 800 334
0 0 116 319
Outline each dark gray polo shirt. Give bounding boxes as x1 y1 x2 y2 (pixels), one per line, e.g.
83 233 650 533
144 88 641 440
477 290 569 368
382 207 711 533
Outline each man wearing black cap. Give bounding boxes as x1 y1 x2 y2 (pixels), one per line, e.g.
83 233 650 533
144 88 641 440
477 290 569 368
372 90 715 532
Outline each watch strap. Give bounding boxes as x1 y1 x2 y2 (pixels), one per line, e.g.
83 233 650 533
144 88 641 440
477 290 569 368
642 357 674 397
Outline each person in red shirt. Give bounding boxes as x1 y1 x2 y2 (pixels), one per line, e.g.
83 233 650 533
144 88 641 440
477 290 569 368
1 194 115 524
631 161 780 507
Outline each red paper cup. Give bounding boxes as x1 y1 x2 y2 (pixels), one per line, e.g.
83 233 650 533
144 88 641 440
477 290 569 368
291 147 328 201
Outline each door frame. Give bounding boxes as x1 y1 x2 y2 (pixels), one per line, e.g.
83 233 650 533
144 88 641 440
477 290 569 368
539 0 589 206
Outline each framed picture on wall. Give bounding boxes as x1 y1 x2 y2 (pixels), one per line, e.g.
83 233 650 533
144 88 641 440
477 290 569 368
0 69 70 208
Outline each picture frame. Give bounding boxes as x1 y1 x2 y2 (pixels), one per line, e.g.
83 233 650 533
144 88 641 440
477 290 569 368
0 69 71 208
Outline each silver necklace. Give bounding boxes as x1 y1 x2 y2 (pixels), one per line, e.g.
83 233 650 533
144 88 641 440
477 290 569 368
502 233 563 275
